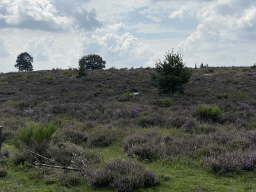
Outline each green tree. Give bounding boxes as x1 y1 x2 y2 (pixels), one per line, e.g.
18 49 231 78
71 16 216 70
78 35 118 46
79 54 106 70
77 62 87 77
14 52 33 72
151 49 192 95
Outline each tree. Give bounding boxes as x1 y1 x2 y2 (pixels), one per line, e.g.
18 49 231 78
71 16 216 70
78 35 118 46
14 52 33 72
79 54 106 70
151 49 192 96
77 62 87 77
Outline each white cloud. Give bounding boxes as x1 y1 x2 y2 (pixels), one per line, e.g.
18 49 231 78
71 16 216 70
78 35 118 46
80 32 154 68
0 37 9 57
177 0 256 67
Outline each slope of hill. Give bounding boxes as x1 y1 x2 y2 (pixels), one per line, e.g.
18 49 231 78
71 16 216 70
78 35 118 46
1 67 256 191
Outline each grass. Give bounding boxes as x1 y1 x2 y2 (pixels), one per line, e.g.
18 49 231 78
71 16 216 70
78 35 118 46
2 66 256 191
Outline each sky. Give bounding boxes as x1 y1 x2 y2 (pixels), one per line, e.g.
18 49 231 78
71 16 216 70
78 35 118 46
0 0 256 73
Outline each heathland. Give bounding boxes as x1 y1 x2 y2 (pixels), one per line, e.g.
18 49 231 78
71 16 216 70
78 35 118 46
1 66 256 191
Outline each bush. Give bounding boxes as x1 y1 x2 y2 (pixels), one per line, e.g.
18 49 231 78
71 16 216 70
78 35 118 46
60 172 82 187
87 128 117 147
251 64 256 69
194 105 222 123
0 168 7 177
63 71 72 77
137 116 156 128
215 92 229 99
3 100 19 106
151 49 192 95
85 158 158 191
162 98 172 107
124 132 164 161
13 121 58 151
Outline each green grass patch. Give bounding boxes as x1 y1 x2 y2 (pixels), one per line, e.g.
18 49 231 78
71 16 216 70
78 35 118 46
162 98 172 107
215 92 229 99
63 71 73 77
46 75 53 80
3 100 20 106
0 81 8 87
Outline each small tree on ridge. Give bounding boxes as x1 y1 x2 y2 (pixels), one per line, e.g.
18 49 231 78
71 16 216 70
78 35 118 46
14 52 33 72
151 49 192 96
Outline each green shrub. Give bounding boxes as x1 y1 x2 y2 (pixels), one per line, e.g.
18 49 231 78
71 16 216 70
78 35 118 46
63 71 72 77
120 67 128 71
46 75 53 80
99 88 103 92
122 87 133 100
107 89 113 96
242 68 251 72
137 76 143 82
251 64 256 69
215 92 229 99
195 105 222 123
162 98 172 107
3 100 19 106
137 116 155 128
186 81 195 85
0 81 8 87
14 121 58 148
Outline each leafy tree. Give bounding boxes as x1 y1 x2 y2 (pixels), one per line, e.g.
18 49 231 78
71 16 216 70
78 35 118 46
14 52 33 72
79 54 106 70
151 49 192 95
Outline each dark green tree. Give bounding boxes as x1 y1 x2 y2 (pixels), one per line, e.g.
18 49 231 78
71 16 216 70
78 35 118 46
77 62 87 77
79 54 106 70
14 52 33 72
151 49 192 95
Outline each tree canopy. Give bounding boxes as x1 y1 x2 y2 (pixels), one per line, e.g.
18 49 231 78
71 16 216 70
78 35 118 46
79 54 106 70
14 52 33 72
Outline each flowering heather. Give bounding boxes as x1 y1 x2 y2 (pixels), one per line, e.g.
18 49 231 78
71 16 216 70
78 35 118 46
85 158 157 191
237 103 255 113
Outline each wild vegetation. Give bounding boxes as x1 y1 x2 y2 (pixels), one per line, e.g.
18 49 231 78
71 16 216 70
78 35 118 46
1 65 256 191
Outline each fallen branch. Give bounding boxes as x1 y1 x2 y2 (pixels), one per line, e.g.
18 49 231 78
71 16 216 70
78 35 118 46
34 162 81 171
25 150 63 166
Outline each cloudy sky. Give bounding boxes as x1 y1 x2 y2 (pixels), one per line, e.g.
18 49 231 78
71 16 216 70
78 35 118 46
0 0 256 73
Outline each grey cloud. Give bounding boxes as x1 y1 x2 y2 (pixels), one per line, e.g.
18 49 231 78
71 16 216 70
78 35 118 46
0 0 102 32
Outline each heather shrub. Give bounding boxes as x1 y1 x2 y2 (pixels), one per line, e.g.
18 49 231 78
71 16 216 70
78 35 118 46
194 105 222 123
180 118 200 134
61 130 88 145
203 151 256 175
124 132 164 161
87 128 117 147
60 172 82 187
85 158 158 191
137 115 162 128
